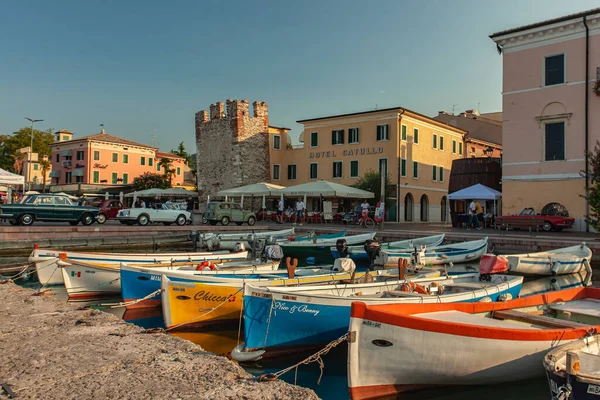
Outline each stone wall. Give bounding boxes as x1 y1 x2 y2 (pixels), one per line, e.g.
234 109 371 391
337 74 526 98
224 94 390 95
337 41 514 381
195 99 270 207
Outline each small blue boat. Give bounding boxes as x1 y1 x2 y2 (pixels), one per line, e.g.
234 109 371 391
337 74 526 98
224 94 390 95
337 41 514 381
330 233 444 261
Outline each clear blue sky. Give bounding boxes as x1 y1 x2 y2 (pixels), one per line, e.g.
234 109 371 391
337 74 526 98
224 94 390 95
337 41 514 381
1 0 598 152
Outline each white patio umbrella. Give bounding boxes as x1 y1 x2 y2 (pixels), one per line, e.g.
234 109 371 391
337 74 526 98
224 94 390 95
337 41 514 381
132 191 138 206
216 182 285 197
240 194 244 207
119 191 124 204
7 187 12 204
225 195 228 201
105 192 109 200
281 180 374 198
262 194 266 209
207 195 210 203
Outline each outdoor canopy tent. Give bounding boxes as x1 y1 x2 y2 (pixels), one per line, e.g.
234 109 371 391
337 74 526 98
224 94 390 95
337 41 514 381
215 182 284 197
281 180 374 198
162 188 198 197
447 183 502 200
125 188 198 198
0 167 25 186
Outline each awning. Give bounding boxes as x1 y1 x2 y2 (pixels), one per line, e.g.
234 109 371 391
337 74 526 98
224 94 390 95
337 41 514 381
49 170 61 178
60 149 73 157
448 183 502 200
72 168 85 177
280 180 374 198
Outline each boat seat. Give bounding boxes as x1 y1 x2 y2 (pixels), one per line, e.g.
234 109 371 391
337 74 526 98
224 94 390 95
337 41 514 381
492 309 589 329
548 300 600 319
381 290 431 298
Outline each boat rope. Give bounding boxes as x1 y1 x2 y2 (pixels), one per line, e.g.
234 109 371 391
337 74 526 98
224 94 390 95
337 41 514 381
258 332 349 385
552 384 572 400
1 264 34 281
262 288 277 348
98 289 164 308
165 287 244 332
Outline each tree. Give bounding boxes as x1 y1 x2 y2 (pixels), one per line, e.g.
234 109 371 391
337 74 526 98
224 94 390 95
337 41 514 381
583 141 600 231
352 170 393 206
39 159 51 193
171 141 194 167
0 127 55 172
158 157 175 186
132 172 171 191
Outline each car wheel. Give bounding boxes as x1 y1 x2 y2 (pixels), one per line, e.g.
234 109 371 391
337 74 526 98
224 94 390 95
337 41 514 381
96 214 107 224
81 213 94 226
542 221 553 232
19 213 35 226
247 216 256 226
69 221 79 226
137 214 150 226
209 221 217 226
176 214 187 226
221 216 230 226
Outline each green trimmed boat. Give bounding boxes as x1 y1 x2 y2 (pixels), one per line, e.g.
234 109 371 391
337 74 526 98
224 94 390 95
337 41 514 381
280 232 376 263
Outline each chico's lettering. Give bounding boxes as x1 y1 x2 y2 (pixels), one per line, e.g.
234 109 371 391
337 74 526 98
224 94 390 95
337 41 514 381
194 290 236 302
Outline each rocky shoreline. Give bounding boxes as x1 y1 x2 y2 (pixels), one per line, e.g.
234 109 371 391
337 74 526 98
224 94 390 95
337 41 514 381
0 282 318 400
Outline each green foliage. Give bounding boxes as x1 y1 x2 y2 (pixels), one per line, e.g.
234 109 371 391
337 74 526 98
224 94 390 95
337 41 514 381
132 172 171 190
352 170 392 206
171 141 195 168
0 127 55 172
583 141 600 231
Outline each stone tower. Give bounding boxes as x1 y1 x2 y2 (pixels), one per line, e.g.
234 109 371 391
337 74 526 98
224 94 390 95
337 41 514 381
195 99 270 206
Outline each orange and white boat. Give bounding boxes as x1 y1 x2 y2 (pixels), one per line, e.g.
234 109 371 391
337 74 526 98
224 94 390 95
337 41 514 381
348 287 600 400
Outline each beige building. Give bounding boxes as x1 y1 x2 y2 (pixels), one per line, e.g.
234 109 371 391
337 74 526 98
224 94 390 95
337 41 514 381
19 147 52 190
269 107 467 222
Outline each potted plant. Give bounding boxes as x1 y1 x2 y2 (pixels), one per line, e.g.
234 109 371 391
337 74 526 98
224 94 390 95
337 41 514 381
594 80 600 97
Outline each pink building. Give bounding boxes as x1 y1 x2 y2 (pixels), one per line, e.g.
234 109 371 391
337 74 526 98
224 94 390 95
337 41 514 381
49 129 185 194
490 8 600 231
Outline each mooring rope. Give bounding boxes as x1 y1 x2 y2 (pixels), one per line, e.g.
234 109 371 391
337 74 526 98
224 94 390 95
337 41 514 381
98 289 164 308
258 332 349 385
1 264 34 281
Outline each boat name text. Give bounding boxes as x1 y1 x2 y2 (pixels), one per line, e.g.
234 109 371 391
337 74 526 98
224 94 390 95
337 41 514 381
274 301 320 317
193 290 236 303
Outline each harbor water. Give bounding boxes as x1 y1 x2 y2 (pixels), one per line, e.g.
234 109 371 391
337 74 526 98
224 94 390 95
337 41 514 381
3 254 598 400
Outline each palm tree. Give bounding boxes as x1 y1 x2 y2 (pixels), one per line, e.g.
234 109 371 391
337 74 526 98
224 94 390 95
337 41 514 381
39 159 51 193
158 157 174 187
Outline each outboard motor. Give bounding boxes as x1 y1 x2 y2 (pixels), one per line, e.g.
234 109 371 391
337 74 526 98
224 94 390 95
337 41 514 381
232 242 246 253
364 239 382 268
188 231 200 250
410 245 426 267
335 239 349 258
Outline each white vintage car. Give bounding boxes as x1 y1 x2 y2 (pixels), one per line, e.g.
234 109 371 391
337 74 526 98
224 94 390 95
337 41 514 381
116 203 191 226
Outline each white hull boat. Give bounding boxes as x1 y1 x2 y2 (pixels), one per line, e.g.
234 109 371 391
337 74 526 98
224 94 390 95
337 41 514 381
375 238 488 266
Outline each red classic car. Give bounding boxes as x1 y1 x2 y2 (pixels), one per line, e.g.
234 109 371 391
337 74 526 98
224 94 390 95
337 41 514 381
495 207 574 232
93 199 124 224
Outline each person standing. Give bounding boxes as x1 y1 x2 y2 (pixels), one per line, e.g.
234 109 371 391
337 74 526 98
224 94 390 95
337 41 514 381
360 200 370 227
186 196 195 212
294 198 305 226
468 199 481 230
276 198 284 224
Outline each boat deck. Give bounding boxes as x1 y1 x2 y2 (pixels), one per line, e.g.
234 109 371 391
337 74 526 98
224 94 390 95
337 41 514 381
414 310 540 330
549 299 600 319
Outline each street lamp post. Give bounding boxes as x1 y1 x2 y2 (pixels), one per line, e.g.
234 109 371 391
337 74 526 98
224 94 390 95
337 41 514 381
25 117 44 192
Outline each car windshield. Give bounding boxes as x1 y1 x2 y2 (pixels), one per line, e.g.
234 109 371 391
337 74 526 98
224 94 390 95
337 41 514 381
207 203 217 212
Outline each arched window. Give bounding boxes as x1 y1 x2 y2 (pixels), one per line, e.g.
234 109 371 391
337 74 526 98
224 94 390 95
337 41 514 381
420 195 429 221
404 193 414 222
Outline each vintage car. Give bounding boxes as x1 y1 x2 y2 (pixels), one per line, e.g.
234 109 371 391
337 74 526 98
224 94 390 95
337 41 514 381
116 203 191 226
0 194 99 226
495 207 575 232
93 199 125 224
203 201 256 226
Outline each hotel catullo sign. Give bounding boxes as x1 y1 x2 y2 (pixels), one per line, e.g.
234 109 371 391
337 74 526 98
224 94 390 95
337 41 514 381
309 146 384 159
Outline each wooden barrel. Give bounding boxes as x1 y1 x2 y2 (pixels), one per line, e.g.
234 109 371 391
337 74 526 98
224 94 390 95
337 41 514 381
448 157 502 227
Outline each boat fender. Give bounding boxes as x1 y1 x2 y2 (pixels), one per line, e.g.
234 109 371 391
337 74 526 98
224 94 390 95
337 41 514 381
231 343 265 362
27 256 49 263
414 284 428 295
400 282 428 294
478 296 492 303
428 281 444 295
56 260 72 267
498 293 513 302
195 261 217 271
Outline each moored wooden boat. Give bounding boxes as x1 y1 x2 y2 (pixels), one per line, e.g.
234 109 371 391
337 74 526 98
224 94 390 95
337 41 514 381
375 237 488 267
519 271 592 298
30 247 248 286
544 334 600 400
233 272 522 361
329 234 445 261
61 258 279 301
347 287 600 399
198 228 295 250
479 243 592 276
280 232 376 263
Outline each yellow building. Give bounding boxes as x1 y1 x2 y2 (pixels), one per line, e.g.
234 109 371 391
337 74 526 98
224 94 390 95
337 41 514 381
269 107 467 222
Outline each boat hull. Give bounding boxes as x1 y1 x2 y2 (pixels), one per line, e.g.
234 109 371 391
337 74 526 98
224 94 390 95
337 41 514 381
375 238 488 266
61 263 121 300
331 234 445 261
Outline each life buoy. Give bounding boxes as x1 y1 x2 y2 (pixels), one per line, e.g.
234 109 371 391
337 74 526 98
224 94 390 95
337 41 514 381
400 281 428 294
196 261 217 271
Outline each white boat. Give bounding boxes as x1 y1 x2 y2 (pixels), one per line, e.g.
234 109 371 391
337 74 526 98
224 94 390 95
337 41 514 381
480 243 592 276
30 248 249 286
197 228 295 250
330 234 445 261
61 258 280 300
375 238 489 266
347 287 600 399
280 231 375 247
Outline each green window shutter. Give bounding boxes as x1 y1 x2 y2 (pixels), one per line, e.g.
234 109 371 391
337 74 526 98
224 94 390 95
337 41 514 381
440 136 444 150
401 159 406 177
432 166 437 181
414 129 419 144
439 167 444 182
341 130 344 144
93 171 99 183
453 140 456 153
459 142 463 155
401 125 407 141
413 161 418 178
331 131 335 145
356 128 359 143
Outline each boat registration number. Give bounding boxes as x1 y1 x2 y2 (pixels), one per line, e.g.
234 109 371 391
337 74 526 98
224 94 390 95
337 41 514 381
588 385 600 395
362 320 381 328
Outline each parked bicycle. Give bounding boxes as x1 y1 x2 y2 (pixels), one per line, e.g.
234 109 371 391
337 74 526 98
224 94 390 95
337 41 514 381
343 210 376 229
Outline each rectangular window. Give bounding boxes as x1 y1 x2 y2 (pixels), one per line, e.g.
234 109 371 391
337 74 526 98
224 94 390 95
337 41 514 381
123 173 128 184
413 161 419 178
413 128 419 144
93 171 99 183
176 167 181 175
76 151 84 161
439 166 444 182
452 140 457 154
141 156 146 166
439 136 444 150
112 153 118 163
123 154 128 164
75 176 83 183
287 164 297 180
459 142 463 155
56 154 60 162
432 166 437 181
62 135 70 141
112 172 118 184
66 172 72 183
273 135 281 149
272 164 280 180
350 160 359 178
401 125 407 141
309 163 318 179
545 122 565 161
93 151 100 161
310 132 318 147
432 134 438 149
545 54 565 86
333 161 343 178
348 128 359 144
400 159 406 177
156 163 160 172
376 125 389 141
379 158 388 178
331 129 344 145
149 158 153 167
33 164 39 170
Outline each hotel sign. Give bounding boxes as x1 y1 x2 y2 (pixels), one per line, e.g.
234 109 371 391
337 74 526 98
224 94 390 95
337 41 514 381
309 147 384 159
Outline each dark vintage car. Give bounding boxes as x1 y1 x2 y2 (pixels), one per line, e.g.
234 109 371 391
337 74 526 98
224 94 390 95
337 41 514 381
93 199 125 224
0 194 99 226
495 207 575 232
